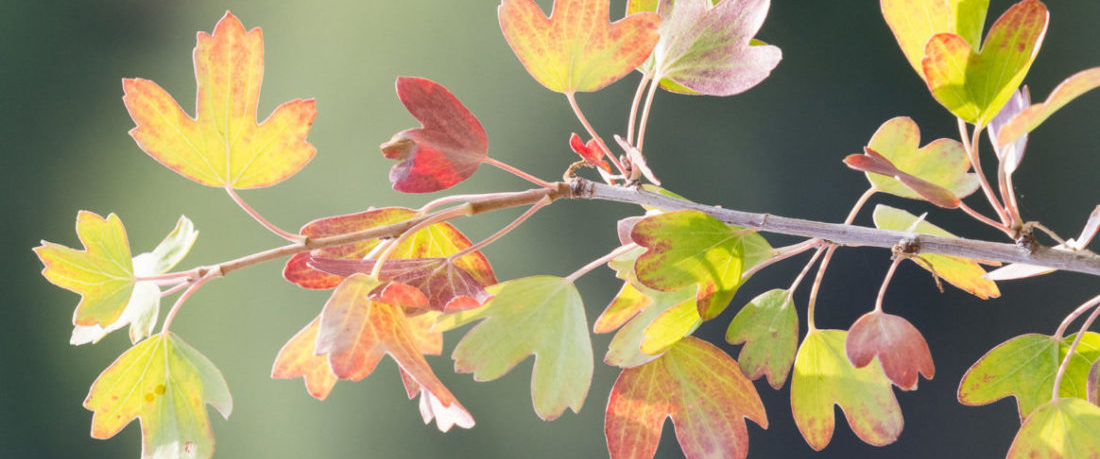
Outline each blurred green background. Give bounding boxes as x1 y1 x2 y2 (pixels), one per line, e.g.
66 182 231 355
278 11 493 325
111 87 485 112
3 1 1098 457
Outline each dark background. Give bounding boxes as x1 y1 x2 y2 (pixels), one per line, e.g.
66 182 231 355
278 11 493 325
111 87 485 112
2 1 1098 457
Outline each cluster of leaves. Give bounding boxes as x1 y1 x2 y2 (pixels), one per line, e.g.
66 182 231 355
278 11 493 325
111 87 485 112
32 0 1100 458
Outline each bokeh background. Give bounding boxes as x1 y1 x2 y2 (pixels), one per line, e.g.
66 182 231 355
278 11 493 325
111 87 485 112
3 1 1098 457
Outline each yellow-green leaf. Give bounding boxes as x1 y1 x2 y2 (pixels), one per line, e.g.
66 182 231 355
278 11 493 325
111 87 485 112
863 116 979 200
1007 398 1100 458
84 333 232 458
726 289 798 390
881 0 989 76
34 211 135 327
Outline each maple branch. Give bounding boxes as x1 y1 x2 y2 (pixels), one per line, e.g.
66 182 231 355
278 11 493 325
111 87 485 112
1051 293 1100 401
448 196 552 262
225 187 303 242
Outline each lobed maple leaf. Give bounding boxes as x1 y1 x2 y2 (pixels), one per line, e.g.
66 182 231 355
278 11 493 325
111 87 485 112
381 77 489 193
605 336 767 459
435 276 593 421
880 0 990 77
569 133 612 173
84 333 232 459
996 67 1100 147
1006 398 1100 458
499 0 660 94
846 311 935 391
307 257 489 313
725 289 798 389
123 12 317 189
270 317 338 400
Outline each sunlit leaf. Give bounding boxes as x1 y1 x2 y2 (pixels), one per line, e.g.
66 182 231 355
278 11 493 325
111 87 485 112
856 116 980 202
988 87 1030 174
1089 360 1100 407
271 317 338 400
637 0 781 96
846 311 935 391
605 336 767 459
921 0 1049 126
84 333 232 459
845 148 960 208
632 210 748 319
35 211 134 327
123 12 316 188
499 0 660 93
725 289 798 389
996 67 1100 147
283 207 494 291
1006 398 1100 458
880 0 989 76
435 276 593 421
594 282 652 334
873 204 1000 299
791 329 903 450
308 257 490 313
569 133 612 173
959 332 1100 419
381 77 488 193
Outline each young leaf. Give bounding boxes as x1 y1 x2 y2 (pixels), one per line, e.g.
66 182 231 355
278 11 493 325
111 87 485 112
308 257 490 313
605 336 768 459
725 289 798 390
71 216 199 345
921 0 1049 126
791 329 903 450
844 148 961 208
880 0 989 76
873 204 1000 299
381 77 488 193
632 210 747 320
499 0 660 93
846 311 935 391
283 207 494 290
637 0 782 97
958 332 1100 419
1006 398 1100 458
34 211 134 327
84 333 232 459
856 116 980 202
988 87 1030 174
569 133 612 173
271 317 338 400
434 276 593 421
123 12 316 188
312 274 470 431
996 67 1100 147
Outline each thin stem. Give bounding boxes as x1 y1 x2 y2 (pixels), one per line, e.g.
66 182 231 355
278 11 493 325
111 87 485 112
565 243 639 283
225 187 302 242
566 92 627 176
159 281 192 298
635 76 661 155
806 245 838 331
369 204 474 278
959 201 1015 236
133 270 196 282
448 196 552 262
1052 293 1100 400
1054 293 1100 339
626 75 652 146
957 119 1009 225
159 269 220 334
875 256 905 313
998 163 1022 231
741 238 822 281
846 188 877 225
786 246 826 303
484 157 556 189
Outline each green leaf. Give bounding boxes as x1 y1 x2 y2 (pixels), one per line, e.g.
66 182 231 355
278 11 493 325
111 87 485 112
921 0 1049 126
435 276 593 421
862 116 979 201
873 204 1000 299
84 333 232 458
959 332 1100 419
881 0 989 76
605 336 767 459
726 289 798 389
791 329 903 450
1007 398 1100 458
606 286 699 368
632 210 748 320
996 67 1100 146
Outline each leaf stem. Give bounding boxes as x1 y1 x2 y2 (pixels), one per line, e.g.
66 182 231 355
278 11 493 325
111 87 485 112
159 269 221 334
564 243 639 283
626 75 652 146
957 119 1010 225
875 256 905 313
225 187 303 242
1054 293 1100 340
634 74 661 155
566 92 627 176
806 245 837 331
741 238 822 282
159 281 192 298
448 196 551 262
1051 293 1100 401
958 201 1015 236
484 157 556 189
786 246 826 303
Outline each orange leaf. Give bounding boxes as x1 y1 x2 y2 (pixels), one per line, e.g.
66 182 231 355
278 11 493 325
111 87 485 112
271 317 338 400
123 12 316 189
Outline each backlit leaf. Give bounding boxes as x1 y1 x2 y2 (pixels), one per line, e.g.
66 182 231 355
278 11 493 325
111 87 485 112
857 116 980 202
569 133 612 173
35 211 134 327
873 204 1000 299
84 333 232 458
308 257 490 313
640 0 782 96
725 289 798 389
605 285 697 368
499 0 660 93
846 311 935 391
880 0 989 76
792 329 903 450
632 210 747 319
988 87 1030 174
381 77 488 193
1006 398 1100 458
435 276 593 421
123 12 316 188
958 332 1100 419
921 0 1049 126
996 67 1100 147
844 148 961 208
594 282 652 334
271 317 338 400
605 336 767 459
283 207 494 290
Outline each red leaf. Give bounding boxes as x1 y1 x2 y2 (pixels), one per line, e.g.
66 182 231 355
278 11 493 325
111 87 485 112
309 257 490 313
844 147 961 208
569 133 612 172
382 77 488 193
846 311 935 391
